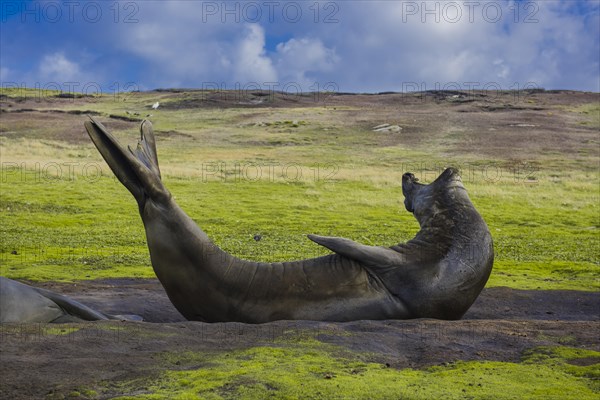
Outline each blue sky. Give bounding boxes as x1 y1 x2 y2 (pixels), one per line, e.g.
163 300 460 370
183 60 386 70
1 0 598 93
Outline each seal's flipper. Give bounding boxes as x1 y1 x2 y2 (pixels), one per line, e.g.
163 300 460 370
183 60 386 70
130 120 161 178
33 287 110 321
36 286 143 322
307 234 401 267
85 117 168 205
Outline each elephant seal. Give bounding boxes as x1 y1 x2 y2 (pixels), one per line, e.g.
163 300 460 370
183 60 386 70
0 277 141 323
84 117 493 322
1 276 107 323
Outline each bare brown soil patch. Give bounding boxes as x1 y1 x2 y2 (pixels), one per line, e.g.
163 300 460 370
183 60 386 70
0 279 597 399
0 109 135 144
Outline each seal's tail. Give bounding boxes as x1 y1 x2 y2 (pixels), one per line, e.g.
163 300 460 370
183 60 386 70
84 117 169 206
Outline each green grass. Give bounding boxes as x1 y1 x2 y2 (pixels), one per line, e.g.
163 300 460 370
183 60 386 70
111 342 599 399
1 167 598 289
0 92 598 290
570 103 600 129
0 86 66 99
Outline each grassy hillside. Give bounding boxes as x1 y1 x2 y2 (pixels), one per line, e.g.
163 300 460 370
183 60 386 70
1 89 598 290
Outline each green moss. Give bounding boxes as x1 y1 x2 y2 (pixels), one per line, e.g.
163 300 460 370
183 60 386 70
523 346 600 383
0 323 82 337
64 388 98 399
111 343 599 399
81 389 98 398
44 326 82 335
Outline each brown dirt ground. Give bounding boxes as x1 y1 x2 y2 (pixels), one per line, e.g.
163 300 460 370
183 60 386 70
0 279 598 399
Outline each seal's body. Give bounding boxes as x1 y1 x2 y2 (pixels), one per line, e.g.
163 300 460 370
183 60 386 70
85 118 493 323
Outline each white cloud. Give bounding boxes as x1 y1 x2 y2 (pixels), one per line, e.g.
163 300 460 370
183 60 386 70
234 24 277 83
116 2 277 88
7 0 595 92
101 0 599 91
38 53 83 83
275 38 339 86
112 2 235 87
493 59 510 80
308 0 599 91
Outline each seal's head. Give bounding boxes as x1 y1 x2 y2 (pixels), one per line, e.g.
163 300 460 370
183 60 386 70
402 167 465 223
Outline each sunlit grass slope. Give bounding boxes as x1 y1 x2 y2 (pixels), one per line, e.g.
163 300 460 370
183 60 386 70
1 90 598 290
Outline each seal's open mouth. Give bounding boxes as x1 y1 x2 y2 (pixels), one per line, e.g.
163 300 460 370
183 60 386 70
435 167 465 190
435 167 461 183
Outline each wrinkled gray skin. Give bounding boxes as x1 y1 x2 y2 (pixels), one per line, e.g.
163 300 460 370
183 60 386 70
85 117 493 323
1 277 107 323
